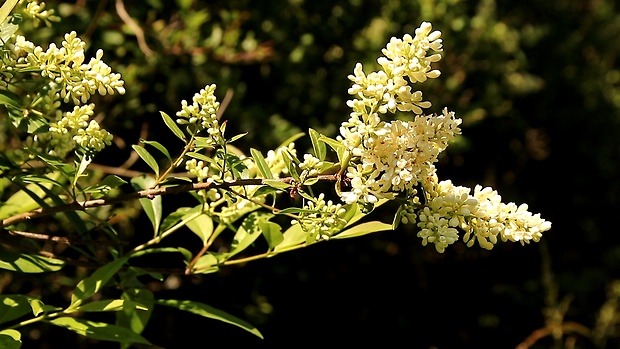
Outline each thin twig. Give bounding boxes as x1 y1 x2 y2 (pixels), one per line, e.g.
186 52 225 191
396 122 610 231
1 175 338 229
115 0 154 58
7 230 128 246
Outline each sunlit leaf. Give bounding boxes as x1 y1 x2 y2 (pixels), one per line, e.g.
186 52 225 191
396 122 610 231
71 299 147 313
131 145 159 178
185 212 214 246
250 148 273 179
70 257 129 309
258 220 283 249
160 111 186 142
0 329 21 349
0 295 31 325
0 172 62 221
273 223 306 253
48 317 151 345
228 212 273 258
0 0 19 29
309 128 326 161
0 250 64 273
332 221 393 240
131 175 162 236
155 299 263 339
116 288 154 343
263 179 291 190
140 139 172 162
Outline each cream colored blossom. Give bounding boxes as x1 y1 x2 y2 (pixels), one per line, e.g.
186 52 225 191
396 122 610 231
21 0 61 26
293 193 347 241
24 32 125 105
403 175 552 252
176 84 222 140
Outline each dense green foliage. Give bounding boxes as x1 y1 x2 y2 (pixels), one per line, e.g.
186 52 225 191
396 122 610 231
1 0 619 348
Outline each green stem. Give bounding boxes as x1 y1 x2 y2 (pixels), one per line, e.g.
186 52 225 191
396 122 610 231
129 210 203 254
153 135 195 187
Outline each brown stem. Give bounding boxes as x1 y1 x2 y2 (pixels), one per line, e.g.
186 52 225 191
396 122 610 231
1 175 338 229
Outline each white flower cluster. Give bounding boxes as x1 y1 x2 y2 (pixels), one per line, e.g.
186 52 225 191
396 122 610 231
176 84 222 141
21 0 60 26
262 143 297 178
15 32 125 104
293 193 347 241
298 153 323 177
338 22 457 205
341 108 461 204
45 104 112 156
185 158 210 182
337 22 551 251
407 175 552 253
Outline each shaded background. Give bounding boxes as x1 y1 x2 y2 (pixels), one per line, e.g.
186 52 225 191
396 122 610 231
4 0 620 348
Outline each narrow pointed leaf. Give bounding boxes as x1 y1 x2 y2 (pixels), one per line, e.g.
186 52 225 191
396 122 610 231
116 288 154 340
155 299 263 339
0 250 64 273
332 221 393 240
131 175 162 235
250 148 273 179
131 145 159 178
141 139 172 162
70 257 129 308
160 111 186 142
48 317 151 345
309 128 327 161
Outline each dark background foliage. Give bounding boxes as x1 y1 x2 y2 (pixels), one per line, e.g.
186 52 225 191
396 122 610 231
4 0 620 348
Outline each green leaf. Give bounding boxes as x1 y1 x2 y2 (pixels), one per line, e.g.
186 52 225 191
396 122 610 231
28 298 45 317
159 209 188 234
251 185 280 198
280 148 300 181
141 139 172 162
276 207 317 215
0 0 19 29
259 220 283 249
319 135 347 165
131 145 159 178
72 299 147 313
308 128 327 161
116 289 154 342
250 148 273 179
0 330 21 349
0 18 18 45
228 132 247 143
84 175 127 199
185 212 214 246
332 221 393 240
160 111 186 142
278 132 305 148
70 257 129 309
186 151 217 166
192 254 220 274
0 172 62 221
129 247 191 261
228 212 272 258
0 295 31 325
273 223 306 253
73 155 92 187
48 317 151 345
263 179 291 190
131 175 162 236
155 299 263 339
0 250 65 273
